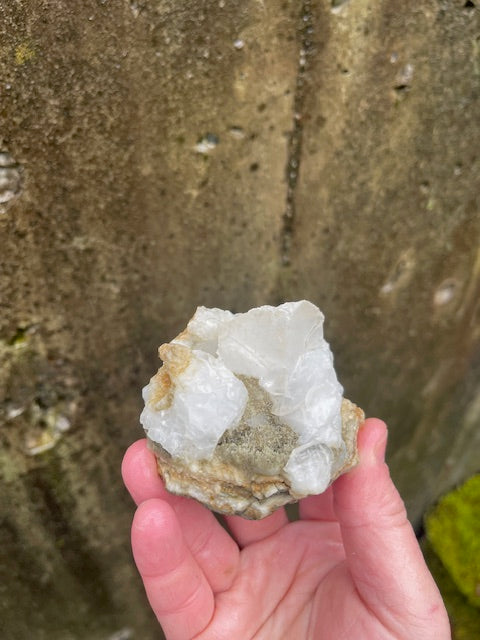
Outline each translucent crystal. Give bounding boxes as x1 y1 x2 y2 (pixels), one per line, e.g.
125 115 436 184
140 301 362 517
141 348 247 459
283 442 333 495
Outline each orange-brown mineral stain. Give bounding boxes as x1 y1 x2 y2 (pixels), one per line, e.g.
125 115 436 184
148 369 173 409
158 342 191 376
148 343 192 410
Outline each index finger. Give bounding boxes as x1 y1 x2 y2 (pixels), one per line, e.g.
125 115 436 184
122 439 240 594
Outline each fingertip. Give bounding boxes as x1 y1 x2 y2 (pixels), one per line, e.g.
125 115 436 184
121 439 147 481
357 417 388 466
333 417 395 523
122 439 168 505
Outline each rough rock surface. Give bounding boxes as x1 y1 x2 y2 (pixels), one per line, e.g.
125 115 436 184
148 398 363 519
141 302 364 518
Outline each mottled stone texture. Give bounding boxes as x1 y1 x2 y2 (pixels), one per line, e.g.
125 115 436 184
0 1 479 638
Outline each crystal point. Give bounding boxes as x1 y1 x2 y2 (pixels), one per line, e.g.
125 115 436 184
140 301 364 518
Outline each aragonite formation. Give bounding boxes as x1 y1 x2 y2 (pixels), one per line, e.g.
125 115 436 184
140 301 364 519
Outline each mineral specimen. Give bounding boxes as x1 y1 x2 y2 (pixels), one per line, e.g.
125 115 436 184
140 301 364 519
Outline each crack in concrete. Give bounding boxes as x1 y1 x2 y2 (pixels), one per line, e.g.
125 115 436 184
280 0 315 267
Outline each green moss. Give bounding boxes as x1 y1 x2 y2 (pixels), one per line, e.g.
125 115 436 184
7 326 28 346
425 474 480 608
14 42 36 65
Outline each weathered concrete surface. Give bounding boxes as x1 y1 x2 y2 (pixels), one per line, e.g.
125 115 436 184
286 0 480 522
0 1 298 638
0 0 479 638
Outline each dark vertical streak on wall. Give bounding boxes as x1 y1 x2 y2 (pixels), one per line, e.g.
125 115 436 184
281 1 315 266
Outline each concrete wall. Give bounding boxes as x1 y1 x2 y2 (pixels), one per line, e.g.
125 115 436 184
1 1 479 637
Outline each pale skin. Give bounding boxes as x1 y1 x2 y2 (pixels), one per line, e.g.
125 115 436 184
122 419 451 640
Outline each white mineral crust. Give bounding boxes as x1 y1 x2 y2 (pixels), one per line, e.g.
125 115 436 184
141 301 349 497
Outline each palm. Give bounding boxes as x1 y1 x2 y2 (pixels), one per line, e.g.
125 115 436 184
201 520 354 639
197 517 409 640
122 421 450 640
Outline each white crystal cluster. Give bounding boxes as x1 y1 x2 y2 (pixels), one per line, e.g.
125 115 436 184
141 301 344 495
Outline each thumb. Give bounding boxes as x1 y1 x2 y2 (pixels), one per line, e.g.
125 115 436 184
333 419 449 636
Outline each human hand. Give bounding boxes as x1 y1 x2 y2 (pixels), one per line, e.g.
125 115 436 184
122 419 450 639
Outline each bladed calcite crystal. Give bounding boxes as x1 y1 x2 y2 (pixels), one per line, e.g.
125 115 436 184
140 301 364 519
